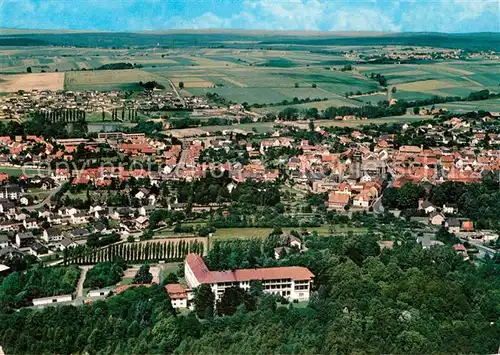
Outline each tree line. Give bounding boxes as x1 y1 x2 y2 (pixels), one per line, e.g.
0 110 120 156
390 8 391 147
34 109 86 123
275 89 499 121
63 239 204 265
110 107 139 122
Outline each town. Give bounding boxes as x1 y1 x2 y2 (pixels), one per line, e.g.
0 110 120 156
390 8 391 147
0 25 498 355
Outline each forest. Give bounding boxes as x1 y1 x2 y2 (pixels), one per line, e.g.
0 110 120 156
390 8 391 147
173 174 281 207
1 232 499 354
0 265 80 308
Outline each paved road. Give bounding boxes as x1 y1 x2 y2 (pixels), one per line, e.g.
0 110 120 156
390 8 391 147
168 79 185 107
373 195 385 214
459 237 498 258
173 148 189 177
76 266 91 297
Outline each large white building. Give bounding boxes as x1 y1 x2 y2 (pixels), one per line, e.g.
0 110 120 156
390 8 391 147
184 253 314 302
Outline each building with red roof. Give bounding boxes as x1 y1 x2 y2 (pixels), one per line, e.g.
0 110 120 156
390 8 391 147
165 283 189 309
185 253 314 302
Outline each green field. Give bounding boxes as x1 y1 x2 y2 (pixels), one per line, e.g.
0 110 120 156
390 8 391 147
0 166 51 177
64 68 171 91
358 62 500 101
211 226 368 241
431 98 500 112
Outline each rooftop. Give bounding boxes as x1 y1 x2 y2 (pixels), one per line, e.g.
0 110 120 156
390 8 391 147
186 253 314 284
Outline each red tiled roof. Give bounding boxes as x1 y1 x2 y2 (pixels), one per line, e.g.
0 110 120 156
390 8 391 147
165 283 188 299
328 192 350 204
453 244 466 251
186 253 314 284
462 221 474 231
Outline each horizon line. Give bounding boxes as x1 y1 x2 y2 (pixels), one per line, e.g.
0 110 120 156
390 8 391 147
0 27 498 36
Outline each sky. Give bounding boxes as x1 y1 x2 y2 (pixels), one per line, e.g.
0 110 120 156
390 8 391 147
0 0 499 33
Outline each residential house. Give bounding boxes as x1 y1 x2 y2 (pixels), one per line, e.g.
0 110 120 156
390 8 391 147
453 244 469 260
445 218 461 234
0 184 23 200
0 200 15 215
165 283 190 309
353 193 371 209
0 220 21 232
327 192 350 210
58 207 78 217
0 234 9 248
57 237 78 250
442 203 458 214
417 236 444 249
429 212 445 226
42 227 63 243
462 221 474 232
418 200 436 214
48 213 64 225
92 221 109 234
23 218 39 229
16 232 35 248
29 242 48 257
135 215 149 230
71 212 90 225
70 228 91 239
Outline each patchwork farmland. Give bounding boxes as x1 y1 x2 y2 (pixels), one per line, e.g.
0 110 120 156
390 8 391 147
0 40 498 114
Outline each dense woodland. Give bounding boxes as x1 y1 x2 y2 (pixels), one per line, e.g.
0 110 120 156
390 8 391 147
0 232 499 354
83 259 127 289
0 265 80 308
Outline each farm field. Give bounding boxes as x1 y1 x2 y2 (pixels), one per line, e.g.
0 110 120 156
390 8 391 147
0 72 64 92
431 98 500 112
0 44 497 107
313 115 433 128
357 61 500 101
64 69 170 91
254 97 361 114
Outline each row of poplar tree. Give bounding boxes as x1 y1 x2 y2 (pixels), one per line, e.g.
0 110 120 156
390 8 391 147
110 107 139 122
63 239 204 265
36 109 86 122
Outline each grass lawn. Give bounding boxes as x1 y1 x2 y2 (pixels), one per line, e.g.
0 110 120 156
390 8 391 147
0 166 51 177
277 300 309 309
119 277 134 286
211 225 368 241
161 262 182 281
